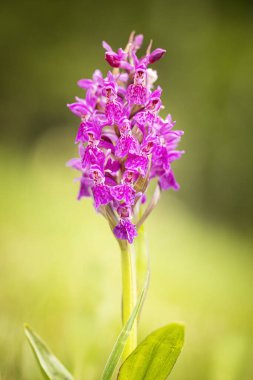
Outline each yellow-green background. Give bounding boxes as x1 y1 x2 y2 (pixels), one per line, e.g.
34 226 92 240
1 0 253 379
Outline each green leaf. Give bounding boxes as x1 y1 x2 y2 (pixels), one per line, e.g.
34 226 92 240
101 270 150 380
117 323 184 380
24 324 74 380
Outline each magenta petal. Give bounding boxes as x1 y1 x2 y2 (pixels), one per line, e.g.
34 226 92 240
113 219 137 244
115 135 139 158
75 124 87 144
102 41 113 52
132 34 144 52
78 176 91 200
110 184 136 205
66 158 82 171
82 146 105 170
126 84 148 105
149 48 166 64
125 154 149 177
159 169 180 191
105 101 122 125
152 145 169 170
92 184 112 208
67 102 90 118
77 79 93 89
168 150 185 163
105 158 120 174
105 52 121 68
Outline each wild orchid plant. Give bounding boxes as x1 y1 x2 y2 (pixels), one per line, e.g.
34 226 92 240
24 32 185 380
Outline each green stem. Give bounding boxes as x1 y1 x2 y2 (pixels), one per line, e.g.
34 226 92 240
120 242 137 361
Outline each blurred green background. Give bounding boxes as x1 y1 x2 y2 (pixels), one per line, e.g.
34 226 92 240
1 0 253 379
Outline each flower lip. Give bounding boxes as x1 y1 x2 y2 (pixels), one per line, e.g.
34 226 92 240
91 165 104 184
149 98 160 110
134 69 146 85
118 116 131 135
105 87 116 102
113 218 137 244
142 141 154 154
117 204 131 218
123 170 137 184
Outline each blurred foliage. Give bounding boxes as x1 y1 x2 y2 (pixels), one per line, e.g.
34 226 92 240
0 0 253 228
1 0 253 379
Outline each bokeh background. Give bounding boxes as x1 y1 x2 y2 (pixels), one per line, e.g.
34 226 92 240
1 0 253 379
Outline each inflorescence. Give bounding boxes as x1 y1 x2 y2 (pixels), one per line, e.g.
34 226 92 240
67 32 184 244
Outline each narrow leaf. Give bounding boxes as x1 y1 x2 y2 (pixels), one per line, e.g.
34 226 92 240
101 270 150 380
118 323 184 380
24 324 74 380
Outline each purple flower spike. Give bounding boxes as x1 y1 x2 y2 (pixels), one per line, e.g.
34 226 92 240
67 32 184 243
114 218 137 244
